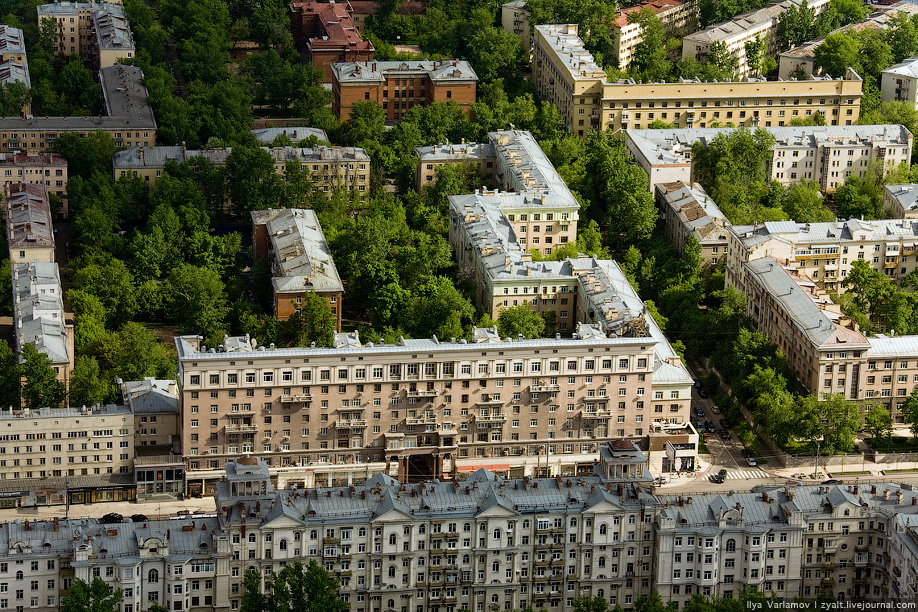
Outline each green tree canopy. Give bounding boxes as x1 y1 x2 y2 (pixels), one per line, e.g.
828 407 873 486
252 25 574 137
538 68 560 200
19 343 66 409
284 293 336 348
497 303 546 339
61 578 123 612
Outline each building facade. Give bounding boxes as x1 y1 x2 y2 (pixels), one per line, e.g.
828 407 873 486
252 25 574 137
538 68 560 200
6 182 55 264
681 0 831 79
37 2 135 69
289 1 374 82
654 181 728 269
501 0 531 54
250 208 344 326
625 125 914 194
612 0 698 70
882 56 918 105
884 184 918 218
332 60 478 121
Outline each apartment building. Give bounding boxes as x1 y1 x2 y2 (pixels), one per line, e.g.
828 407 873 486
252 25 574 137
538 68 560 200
778 1 918 80
725 217 918 295
0 26 30 115
734 256 870 396
6 182 55 264
501 0 531 54
885 184 918 218
625 125 914 193
882 56 918 105
654 181 729 269
331 60 478 121
120 377 180 450
604 69 862 132
220 450 660 612
0 65 156 152
612 0 698 69
12 260 74 387
532 24 607 136
175 312 695 492
250 208 344 326
890 512 918 602
0 405 136 508
681 0 831 79
414 142 496 191
0 152 68 215
289 1 374 82
113 145 370 196
37 2 134 68
347 1 425 31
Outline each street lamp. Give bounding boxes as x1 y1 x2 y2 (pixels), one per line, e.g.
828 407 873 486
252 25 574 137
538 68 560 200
814 440 821 479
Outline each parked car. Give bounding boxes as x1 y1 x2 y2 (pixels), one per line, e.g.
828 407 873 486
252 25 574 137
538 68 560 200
130 514 149 523
703 433 712 443
698 388 709 398
100 513 123 524
693 379 702 389
741 449 753 459
711 405 721 414
746 457 758 467
712 469 728 483
719 418 731 429
705 420 716 433
695 407 705 418
719 428 730 440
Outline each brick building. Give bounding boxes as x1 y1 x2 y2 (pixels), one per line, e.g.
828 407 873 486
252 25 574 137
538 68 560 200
289 1 374 82
332 60 478 121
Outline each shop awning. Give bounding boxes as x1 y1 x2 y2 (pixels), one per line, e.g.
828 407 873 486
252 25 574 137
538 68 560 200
456 463 510 473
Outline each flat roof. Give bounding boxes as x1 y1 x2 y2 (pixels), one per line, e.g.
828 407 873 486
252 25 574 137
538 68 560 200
333 59 478 84
683 0 829 46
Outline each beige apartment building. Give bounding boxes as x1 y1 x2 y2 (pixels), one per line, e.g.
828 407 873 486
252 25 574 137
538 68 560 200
604 69 863 132
0 65 156 152
654 181 728 269
682 0 831 79
501 0 531 54
533 24 607 136
884 184 918 218
12 260 74 385
120 377 180 450
725 217 918 295
0 152 68 215
176 318 694 490
250 208 344 326
113 145 370 197
612 0 698 69
881 56 918 105
6 182 55 263
626 125 913 194
37 2 134 68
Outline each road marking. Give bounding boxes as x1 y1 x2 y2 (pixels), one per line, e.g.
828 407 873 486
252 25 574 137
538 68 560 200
726 469 769 480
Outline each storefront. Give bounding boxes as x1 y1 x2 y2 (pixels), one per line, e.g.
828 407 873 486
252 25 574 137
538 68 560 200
0 475 136 507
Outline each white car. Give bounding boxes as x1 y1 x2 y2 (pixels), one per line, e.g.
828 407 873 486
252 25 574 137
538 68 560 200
711 405 721 414
746 457 758 467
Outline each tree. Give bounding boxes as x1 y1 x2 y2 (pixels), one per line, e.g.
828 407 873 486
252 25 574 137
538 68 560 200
401 276 476 341
497 303 546 339
69 355 111 408
0 341 18 409
781 181 834 222
467 25 524 83
573 595 609 612
53 132 117 180
864 404 893 444
19 343 66 409
61 578 123 612
224 147 283 215
240 570 269 612
163 264 229 342
341 101 386 146
814 32 860 78
797 393 862 455
71 256 137 328
744 35 768 77
705 41 738 80
901 388 918 437
628 8 670 82
778 0 818 50
284 292 336 348
241 561 348 612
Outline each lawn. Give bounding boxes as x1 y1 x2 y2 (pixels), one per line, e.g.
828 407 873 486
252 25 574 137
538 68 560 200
833 471 871 476
867 436 918 453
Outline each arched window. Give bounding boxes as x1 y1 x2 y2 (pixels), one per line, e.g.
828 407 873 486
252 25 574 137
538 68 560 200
597 589 604 598
627 547 634 557
388 566 396 578
598 557 606 568
375 528 382 537
279 540 287 551
462 554 470 564
492 561 499 572
148 569 159 584
522 520 530 529
388 600 395 609
569 518 577 527
403 526 411 535
599 524 607 535
418 525 426 534
493 529 501 540
15 571 23 580
388 534 397 545
310 530 318 540
725 538 736 552
463 522 472 532
479 523 486 532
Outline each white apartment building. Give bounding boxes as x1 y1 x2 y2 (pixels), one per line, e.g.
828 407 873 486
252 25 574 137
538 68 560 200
612 0 698 70
882 56 918 105
625 125 913 193
12 260 73 386
682 0 831 79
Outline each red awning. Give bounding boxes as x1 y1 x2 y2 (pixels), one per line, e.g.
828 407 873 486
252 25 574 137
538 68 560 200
456 464 511 473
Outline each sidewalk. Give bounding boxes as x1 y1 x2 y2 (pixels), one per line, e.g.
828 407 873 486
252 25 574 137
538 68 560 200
0 497 218 522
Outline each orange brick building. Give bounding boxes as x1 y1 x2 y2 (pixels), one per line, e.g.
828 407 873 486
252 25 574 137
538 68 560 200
251 208 343 328
332 60 478 120
289 1 374 82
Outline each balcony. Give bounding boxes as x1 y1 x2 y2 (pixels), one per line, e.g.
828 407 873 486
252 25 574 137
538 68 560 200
823 563 836 570
407 389 438 398
477 396 504 405
224 424 258 433
405 415 438 426
856 544 869 553
471 414 506 425
530 383 560 393
580 409 612 420
821 578 834 586
280 395 312 403
336 419 368 429
823 542 838 554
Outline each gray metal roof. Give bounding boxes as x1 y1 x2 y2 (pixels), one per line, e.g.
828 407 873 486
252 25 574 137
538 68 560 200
0 25 25 56
6 183 53 249
885 184 918 212
120 377 179 414
251 127 328 144
12 260 70 365
332 60 478 85
683 0 828 46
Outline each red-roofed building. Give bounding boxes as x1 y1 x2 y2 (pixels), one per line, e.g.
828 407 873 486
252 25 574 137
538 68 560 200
289 1 375 82
612 0 697 69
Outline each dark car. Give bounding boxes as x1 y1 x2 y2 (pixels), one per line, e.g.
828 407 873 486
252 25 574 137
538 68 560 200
130 514 149 523
705 420 716 433
693 379 702 389
821 479 843 485
698 389 709 398
719 418 731 429
100 513 123 524
719 428 730 440
712 469 728 483
741 449 753 459
695 406 705 418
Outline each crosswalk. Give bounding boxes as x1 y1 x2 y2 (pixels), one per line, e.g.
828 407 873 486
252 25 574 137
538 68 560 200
724 469 768 480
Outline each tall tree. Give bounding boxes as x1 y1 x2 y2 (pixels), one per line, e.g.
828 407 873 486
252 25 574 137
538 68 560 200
0 341 19 409
19 343 66 409
628 8 670 81
864 404 893 444
284 293 336 348
497 303 546 339
163 263 229 342
224 147 283 216
901 388 918 437
60 578 123 612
